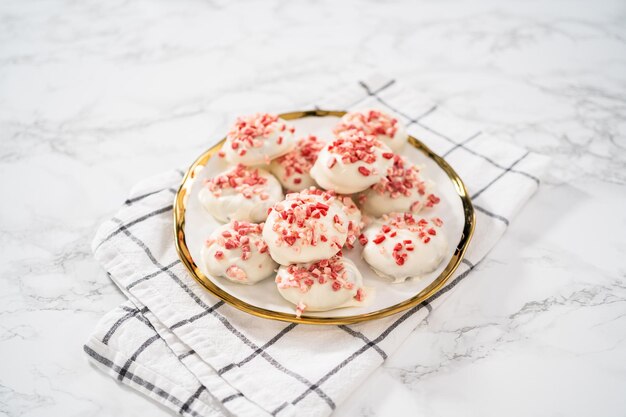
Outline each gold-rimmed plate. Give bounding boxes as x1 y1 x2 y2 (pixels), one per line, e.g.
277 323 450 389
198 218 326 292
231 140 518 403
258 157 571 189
174 110 475 325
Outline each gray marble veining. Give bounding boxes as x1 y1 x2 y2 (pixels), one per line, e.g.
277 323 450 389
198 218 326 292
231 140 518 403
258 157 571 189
1 0 625 416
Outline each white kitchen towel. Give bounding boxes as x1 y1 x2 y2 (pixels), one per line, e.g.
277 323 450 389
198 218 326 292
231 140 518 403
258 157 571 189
85 76 549 417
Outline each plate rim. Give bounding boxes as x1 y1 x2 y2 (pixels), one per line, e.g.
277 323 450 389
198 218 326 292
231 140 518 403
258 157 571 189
173 109 475 325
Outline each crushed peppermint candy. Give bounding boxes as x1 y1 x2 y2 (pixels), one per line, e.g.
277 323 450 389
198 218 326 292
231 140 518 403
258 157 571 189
268 192 345 250
365 155 440 210
295 302 306 318
274 135 324 182
275 255 362 299
300 187 363 249
227 113 294 155
204 164 269 199
206 221 268 261
372 155 426 197
425 193 441 208
334 109 399 139
226 265 247 282
326 130 386 169
369 213 444 266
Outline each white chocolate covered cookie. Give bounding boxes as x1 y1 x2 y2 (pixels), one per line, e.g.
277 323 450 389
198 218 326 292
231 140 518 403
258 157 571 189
198 164 283 223
222 113 296 166
275 255 366 317
359 155 440 217
310 131 394 194
262 191 349 265
334 109 407 152
202 221 277 284
362 213 447 283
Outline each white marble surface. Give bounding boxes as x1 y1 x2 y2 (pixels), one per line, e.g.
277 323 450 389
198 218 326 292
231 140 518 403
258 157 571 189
1 0 625 416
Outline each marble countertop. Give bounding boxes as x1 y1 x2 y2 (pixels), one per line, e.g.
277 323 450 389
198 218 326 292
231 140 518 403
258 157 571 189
1 0 625 416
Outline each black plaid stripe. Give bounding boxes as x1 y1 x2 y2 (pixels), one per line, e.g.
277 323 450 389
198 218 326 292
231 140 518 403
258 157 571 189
84 345 204 417
127 259 181 290
358 80 541 185
179 385 206 415
217 323 298 375
120 305 142 313
120 305 152 326
288 306 421 407
170 301 225 330
111 218 215 310
287 259 479 409
271 402 289 416
178 350 196 360
221 393 244 404
418 120 540 185
125 187 177 205
118 334 161 381
474 205 510 226
358 80 438 125
347 79 396 108
427 259 476 304
102 306 150 345
122 169 182 205
442 131 482 157
95 204 172 250
338 326 387 360
107 307 249 410
133 310 156 330
110 217 336 409
102 308 142 345
471 152 530 200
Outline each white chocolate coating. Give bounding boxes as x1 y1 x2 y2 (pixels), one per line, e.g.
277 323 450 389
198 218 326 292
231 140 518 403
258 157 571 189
362 214 447 283
310 132 394 194
275 256 365 316
201 222 277 285
360 156 441 217
198 165 283 223
380 122 408 152
262 192 349 265
361 180 436 217
223 113 296 166
334 109 408 152
270 162 316 191
336 195 362 249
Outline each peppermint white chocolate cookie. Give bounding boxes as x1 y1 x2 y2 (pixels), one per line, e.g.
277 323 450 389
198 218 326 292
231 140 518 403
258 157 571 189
275 255 366 317
222 113 296 166
361 213 447 283
269 135 324 191
202 221 277 284
310 130 394 194
198 164 283 223
262 191 349 265
334 109 408 152
359 155 441 217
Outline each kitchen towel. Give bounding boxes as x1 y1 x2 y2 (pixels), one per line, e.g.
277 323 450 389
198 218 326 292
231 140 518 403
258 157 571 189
85 76 549 417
